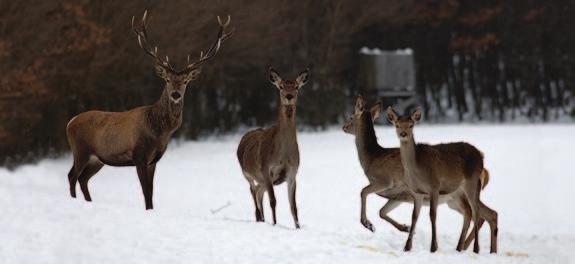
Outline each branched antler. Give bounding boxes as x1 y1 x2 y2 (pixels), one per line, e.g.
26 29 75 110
132 10 174 71
132 10 233 72
185 15 234 71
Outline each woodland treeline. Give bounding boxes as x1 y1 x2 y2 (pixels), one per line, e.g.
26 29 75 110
0 0 573 166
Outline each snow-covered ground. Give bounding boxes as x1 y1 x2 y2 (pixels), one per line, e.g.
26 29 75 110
1 124 574 263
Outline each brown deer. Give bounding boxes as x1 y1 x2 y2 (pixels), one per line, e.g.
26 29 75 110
342 95 496 252
387 106 498 253
65 11 233 210
236 68 310 228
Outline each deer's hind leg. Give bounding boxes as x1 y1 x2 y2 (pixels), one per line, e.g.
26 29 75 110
68 151 90 198
379 200 410 232
249 183 263 222
255 185 266 222
448 195 472 251
78 159 104 202
469 201 498 253
462 178 482 254
463 203 498 253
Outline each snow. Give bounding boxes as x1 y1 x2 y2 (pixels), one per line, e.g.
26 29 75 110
1 124 574 263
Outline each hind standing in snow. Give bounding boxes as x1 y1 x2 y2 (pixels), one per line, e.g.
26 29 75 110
237 68 310 228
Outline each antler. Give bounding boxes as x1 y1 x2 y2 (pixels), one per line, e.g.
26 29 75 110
185 15 234 70
132 10 174 71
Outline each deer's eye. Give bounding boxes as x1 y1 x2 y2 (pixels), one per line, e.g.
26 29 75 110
409 125 413 128
395 125 399 128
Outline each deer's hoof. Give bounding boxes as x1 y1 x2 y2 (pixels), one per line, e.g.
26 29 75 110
295 223 300 229
431 244 438 253
361 219 375 232
404 240 413 252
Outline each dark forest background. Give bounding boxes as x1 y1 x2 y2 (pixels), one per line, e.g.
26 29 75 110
0 0 573 167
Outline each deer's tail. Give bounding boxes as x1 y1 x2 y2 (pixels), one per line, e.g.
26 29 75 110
480 168 490 190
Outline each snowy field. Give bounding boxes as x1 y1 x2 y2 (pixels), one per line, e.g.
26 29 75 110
1 124 574 263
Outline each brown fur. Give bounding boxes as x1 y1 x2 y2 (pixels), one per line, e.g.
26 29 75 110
343 96 494 252
387 106 498 253
237 68 309 228
66 12 231 209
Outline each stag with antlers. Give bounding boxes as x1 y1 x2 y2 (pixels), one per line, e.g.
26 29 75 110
65 11 232 209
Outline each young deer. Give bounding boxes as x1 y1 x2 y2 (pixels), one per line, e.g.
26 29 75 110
236 68 310 228
387 107 498 253
65 11 232 209
342 95 494 252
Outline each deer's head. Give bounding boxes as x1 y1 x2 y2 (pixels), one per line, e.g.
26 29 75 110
132 11 233 104
342 95 382 135
387 106 422 142
269 68 310 106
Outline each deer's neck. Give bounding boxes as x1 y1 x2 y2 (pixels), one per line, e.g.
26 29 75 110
275 102 297 148
148 89 183 137
399 135 418 175
355 114 384 169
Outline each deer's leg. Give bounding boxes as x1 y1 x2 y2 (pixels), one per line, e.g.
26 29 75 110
404 193 423 252
67 166 77 198
464 219 484 250
478 201 498 254
463 179 481 254
287 178 300 229
429 189 440 253
78 161 104 202
360 184 386 232
68 153 89 198
255 185 266 222
136 164 152 210
146 164 156 210
265 182 277 225
448 196 471 251
249 184 262 222
379 200 410 232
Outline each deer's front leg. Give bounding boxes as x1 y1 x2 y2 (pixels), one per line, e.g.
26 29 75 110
134 148 154 210
429 189 440 252
360 184 386 232
287 178 300 229
136 164 152 210
404 193 423 251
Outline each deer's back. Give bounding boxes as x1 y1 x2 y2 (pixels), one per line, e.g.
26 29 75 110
432 142 484 180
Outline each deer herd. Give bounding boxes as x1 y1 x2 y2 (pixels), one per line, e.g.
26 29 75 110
65 11 498 254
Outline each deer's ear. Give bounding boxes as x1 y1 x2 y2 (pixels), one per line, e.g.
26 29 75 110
185 68 201 82
296 68 310 88
269 67 282 88
387 106 398 123
155 65 169 79
354 95 364 114
411 107 422 122
370 102 383 121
